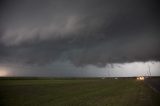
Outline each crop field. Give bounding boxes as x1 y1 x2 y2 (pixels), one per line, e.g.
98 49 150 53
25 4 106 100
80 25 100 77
0 78 160 106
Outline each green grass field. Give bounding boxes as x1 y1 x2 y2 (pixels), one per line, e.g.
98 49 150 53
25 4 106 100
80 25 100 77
0 78 160 106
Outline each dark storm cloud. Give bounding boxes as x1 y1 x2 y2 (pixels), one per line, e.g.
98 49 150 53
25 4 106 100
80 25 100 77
0 0 160 66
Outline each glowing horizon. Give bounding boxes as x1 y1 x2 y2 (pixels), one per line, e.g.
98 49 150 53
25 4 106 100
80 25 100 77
0 61 159 77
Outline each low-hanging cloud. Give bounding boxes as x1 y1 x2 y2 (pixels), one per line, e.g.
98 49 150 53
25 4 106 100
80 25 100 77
0 0 159 67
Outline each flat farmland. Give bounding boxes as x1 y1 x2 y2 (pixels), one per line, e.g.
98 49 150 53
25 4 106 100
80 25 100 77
0 78 160 106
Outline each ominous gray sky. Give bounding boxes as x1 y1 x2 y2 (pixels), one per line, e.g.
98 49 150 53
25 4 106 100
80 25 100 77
0 0 160 77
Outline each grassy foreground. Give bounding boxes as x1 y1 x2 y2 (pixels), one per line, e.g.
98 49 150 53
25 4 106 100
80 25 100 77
0 78 160 106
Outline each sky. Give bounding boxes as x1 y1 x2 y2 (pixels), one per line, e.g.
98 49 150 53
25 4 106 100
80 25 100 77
0 0 160 77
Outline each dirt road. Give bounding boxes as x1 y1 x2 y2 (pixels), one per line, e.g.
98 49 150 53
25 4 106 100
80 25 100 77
145 78 160 93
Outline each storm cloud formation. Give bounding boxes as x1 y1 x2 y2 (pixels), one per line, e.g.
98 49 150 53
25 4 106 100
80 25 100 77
0 0 160 67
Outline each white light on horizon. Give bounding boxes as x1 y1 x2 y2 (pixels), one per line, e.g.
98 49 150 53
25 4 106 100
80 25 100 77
0 67 10 77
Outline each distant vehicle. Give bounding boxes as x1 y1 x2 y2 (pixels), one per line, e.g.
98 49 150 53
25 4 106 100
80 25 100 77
137 76 144 80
